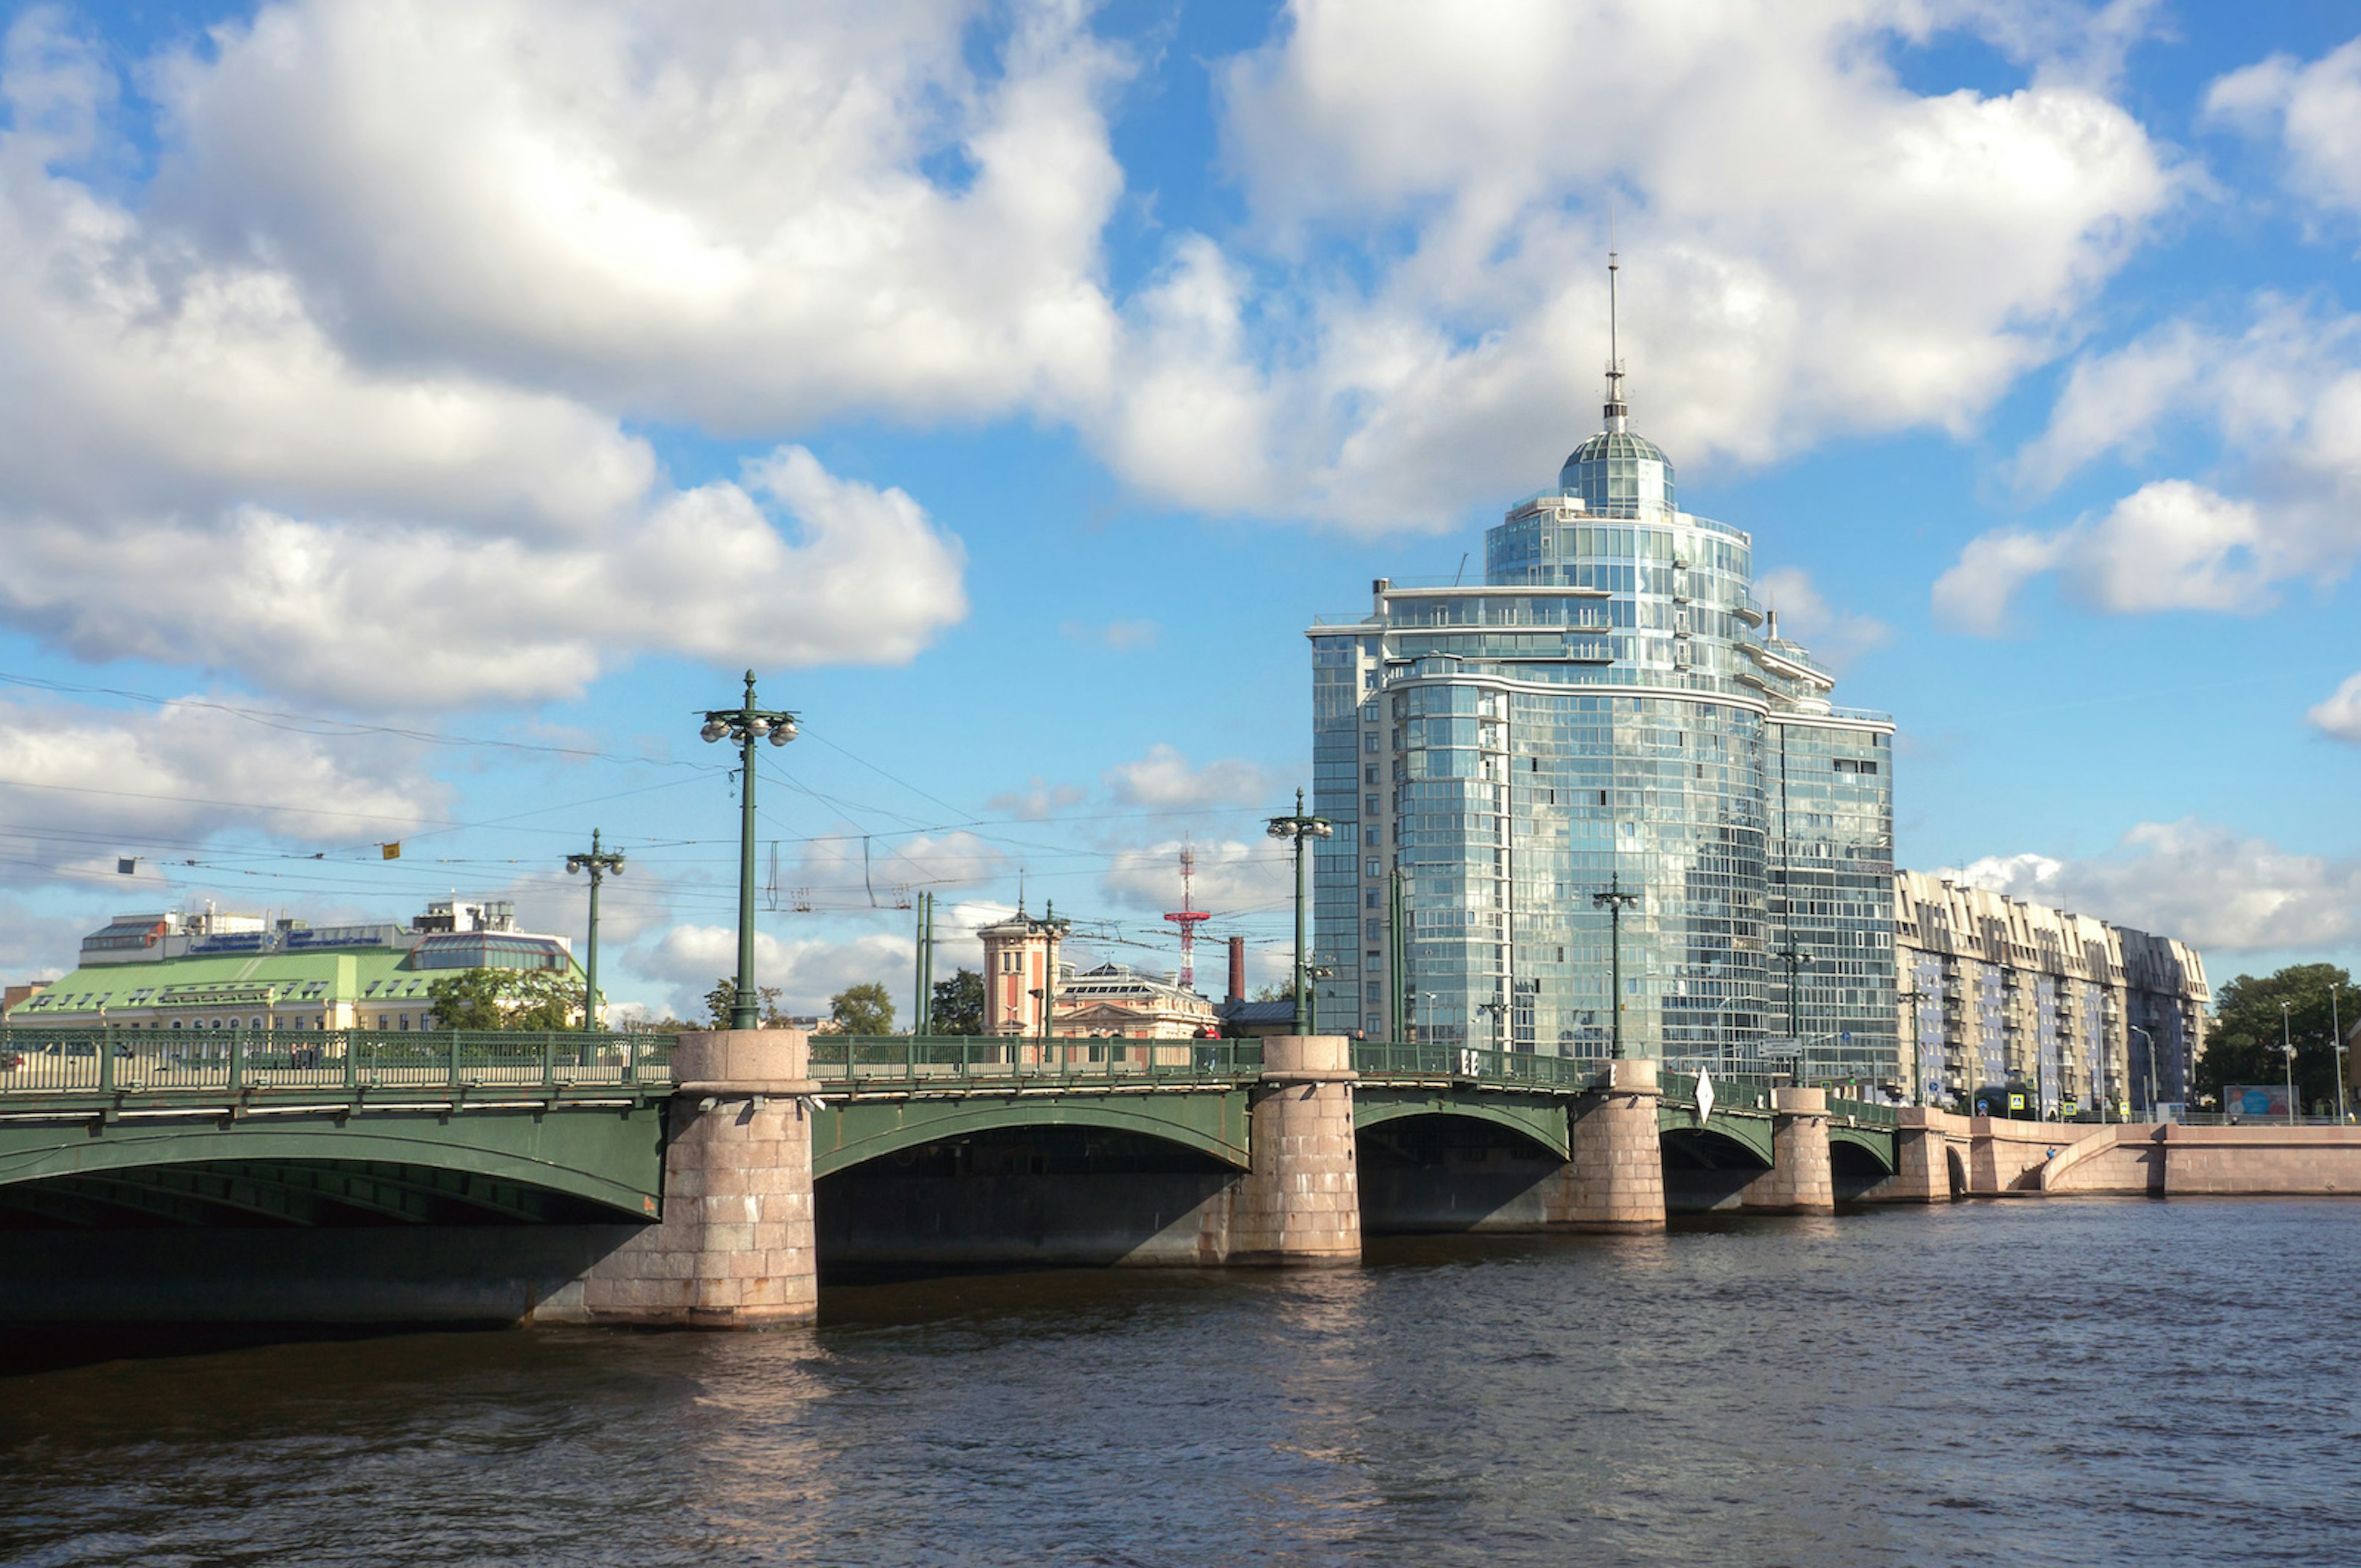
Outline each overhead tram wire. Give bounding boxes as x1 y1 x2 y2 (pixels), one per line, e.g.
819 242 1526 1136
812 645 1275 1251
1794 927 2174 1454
0 670 714 771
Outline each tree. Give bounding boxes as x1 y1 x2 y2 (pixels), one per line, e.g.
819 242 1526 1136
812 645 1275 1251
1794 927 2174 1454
425 966 580 1031
1252 982 1291 1003
426 969 505 1030
830 981 895 1036
2199 963 2354 1110
929 968 985 1036
704 977 737 1028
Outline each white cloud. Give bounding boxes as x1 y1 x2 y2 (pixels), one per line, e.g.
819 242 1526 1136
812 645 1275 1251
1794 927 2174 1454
1944 819 2361 953
149 0 1126 428
1101 744 1273 810
2308 672 2361 744
1931 527 2071 634
0 696 442 869
1149 0 2177 527
0 896 87 982
635 921 914 1022
0 15 970 710
0 447 968 709
1934 481 2269 631
2206 38 2361 219
1952 295 2361 634
1752 566 1891 671
983 778 1088 821
1099 835 1290 917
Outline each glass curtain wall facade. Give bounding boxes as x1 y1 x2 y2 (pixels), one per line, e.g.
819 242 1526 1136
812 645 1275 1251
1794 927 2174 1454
1310 398 1899 1079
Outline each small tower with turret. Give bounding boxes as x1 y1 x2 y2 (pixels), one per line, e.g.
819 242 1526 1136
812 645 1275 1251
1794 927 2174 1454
978 898 1070 1036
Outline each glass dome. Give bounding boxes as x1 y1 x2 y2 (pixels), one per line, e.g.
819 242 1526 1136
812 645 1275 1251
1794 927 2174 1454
1559 429 1677 518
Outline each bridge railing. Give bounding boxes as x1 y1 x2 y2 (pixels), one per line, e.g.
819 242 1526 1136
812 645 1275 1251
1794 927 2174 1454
1824 1094 1899 1127
810 1034 1265 1087
1660 1070 1786 1113
0 1026 677 1098
1350 1042 1605 1090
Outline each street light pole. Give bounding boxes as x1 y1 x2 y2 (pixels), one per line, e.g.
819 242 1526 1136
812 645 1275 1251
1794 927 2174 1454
2129 1023 2159 1121
700 671 797 1031
2332 983 2348 1125
564 828 625 1033
1592 872 1642 1059
1897 985 1924 1108
1266 789 1333 1036
2282 1001 2299 1125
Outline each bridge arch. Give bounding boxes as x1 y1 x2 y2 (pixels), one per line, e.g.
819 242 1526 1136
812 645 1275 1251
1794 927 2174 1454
1658 1119 1774 1170
1829 1126 1897 1177
1351 1093 1570 1160
812 1092 1250 1179
0 1113 665 1224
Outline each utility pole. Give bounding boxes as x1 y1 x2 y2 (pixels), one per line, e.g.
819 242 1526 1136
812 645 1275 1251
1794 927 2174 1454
912 891 933 1037
564 828 625 1038
1266 789 1333 1036
1592 872 1641 1059
698 672 797 1031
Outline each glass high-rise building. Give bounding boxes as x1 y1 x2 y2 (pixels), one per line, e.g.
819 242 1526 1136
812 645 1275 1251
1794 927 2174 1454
1307 326 1899 1079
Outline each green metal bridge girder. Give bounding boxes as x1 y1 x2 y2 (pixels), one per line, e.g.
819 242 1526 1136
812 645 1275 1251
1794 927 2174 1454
0 1105 668 1223
1351 1088 1572 1160
812 1087 1252 1179
1829 1123 1899 1175
1658 1104 1776 1167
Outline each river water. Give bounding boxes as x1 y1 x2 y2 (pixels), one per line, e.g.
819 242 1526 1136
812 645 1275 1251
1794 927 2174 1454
3 1198 2357 1567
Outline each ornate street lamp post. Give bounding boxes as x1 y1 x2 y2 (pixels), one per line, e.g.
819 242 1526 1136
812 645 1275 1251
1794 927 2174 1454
1265 789 1332 1036
1592 872 1642 1059
700 671 797 1031
564 827 625 1036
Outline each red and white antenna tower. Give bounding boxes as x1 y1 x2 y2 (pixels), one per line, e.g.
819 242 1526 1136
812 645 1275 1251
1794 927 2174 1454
1163 840 1210 992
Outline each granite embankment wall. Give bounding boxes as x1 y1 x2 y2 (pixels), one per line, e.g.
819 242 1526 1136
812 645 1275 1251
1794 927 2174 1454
1858 1111 2361 1201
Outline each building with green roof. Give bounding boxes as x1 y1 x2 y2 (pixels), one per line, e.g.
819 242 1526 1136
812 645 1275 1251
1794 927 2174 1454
6 899 591 1034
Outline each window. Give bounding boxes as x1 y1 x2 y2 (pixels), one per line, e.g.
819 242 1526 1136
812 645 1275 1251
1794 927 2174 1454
378 1014 389 1029
1365 765 1379 784
1367 859 1382 877
1364 733 1379 752
399 1015 410 1031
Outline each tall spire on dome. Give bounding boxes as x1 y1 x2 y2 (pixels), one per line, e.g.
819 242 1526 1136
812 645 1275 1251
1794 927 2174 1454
1603 241 1629 434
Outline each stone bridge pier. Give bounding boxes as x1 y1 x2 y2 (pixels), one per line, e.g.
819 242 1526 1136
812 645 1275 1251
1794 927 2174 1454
569 1030 819 1327
1230 1035 1361 1266
1744 1087 1835 1214
1553 1058 1666 1232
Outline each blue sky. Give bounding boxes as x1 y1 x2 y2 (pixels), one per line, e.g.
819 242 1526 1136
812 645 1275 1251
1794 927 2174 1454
0 0 2355 1019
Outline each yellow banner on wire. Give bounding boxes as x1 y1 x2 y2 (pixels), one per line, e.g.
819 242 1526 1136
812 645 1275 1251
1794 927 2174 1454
381 842 401 860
